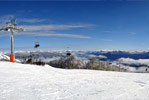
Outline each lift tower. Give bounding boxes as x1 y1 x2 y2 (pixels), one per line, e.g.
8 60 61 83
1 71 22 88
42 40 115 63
0 19 24 62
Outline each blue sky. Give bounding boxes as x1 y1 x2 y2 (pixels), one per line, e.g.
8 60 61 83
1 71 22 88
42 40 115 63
1 1 149 51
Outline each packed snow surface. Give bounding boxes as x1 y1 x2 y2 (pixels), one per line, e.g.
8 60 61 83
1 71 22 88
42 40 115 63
0 62 149 100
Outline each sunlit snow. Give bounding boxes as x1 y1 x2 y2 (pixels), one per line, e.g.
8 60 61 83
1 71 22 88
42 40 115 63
0 61 149 100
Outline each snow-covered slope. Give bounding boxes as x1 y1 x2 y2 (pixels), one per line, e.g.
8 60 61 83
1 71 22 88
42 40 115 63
0 53 21 62
0 53 9 61
0 62 149 100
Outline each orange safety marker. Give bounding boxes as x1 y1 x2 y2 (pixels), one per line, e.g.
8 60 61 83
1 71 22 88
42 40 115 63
10 54 14 62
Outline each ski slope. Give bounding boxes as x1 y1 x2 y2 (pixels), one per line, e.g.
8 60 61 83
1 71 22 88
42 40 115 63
0 61 149 100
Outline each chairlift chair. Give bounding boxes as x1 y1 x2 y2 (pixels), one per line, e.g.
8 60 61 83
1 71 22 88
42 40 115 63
34 42 40 48
34 36 40 48
66 52 71 56
66 46 71 56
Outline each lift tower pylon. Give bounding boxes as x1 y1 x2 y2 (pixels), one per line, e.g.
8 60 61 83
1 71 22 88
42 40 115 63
0 19 24 62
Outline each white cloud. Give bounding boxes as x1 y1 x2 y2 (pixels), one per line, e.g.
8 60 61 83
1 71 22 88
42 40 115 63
88 54 107 59
118 57 149 66
0 24 91 39
18 18 46 23
116 57 149 72
98 55 107 59
88 54 97 58
0 15 92 39
16 31 91 39
22 24 91 31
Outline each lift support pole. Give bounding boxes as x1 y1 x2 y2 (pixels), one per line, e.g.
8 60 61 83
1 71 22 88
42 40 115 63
0 19 24 62
10 29 14 62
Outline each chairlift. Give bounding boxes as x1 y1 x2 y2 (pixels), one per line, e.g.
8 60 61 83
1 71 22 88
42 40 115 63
34 36 40 48
34 42 40 48
66 47 71 56
66 52 71 56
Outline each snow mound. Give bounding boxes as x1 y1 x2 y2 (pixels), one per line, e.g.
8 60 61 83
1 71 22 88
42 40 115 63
0 53 9 61
0 61 149 100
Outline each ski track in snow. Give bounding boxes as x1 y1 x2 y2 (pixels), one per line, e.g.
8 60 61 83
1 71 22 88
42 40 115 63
0 61 149 100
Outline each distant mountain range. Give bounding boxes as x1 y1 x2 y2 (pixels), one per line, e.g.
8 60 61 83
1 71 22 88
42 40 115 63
1 50 149 72
85 50 149 61
2 50 149 61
